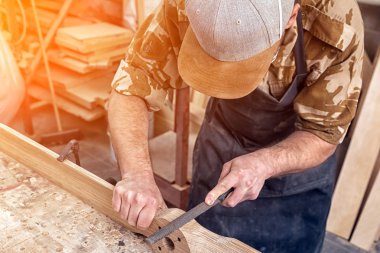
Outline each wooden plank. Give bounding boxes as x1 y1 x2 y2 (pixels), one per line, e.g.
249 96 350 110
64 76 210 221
56 73 114 109
28 85 105 122
55 36 131 55
56 22 130 42
48 50 124 74
47 50 102 74
327 56 380 239
34 63 117 90
0 124 259 253
59 44 127 62
350 164 380 250
55 22 133 53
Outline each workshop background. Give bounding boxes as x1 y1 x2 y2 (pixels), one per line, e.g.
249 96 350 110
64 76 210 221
0 0 379 252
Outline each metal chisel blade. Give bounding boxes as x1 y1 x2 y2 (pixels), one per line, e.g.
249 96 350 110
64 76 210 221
145 188 233 245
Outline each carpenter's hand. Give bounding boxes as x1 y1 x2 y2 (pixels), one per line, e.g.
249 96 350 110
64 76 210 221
205 153 272 207
112 170 166 229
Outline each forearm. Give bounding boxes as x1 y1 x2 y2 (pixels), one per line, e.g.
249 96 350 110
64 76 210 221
108 90 152 179
257 131 337 178
206 130 338 206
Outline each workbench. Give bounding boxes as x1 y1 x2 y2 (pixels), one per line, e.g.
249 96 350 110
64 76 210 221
0 151 150 252
0 124 259 253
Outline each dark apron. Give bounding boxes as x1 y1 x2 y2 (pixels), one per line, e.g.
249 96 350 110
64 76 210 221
188 13 336 253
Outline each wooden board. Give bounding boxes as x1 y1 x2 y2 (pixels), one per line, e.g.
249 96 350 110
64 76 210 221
327 55 380 239
55 73 114 109
55 23 133 53
33 63 117 90
0 124 259 253
28 85 105 122
34 65 115 109
57 22 129 42
0 152 151 252
350 166 380 250
59 44 127 63
48 50 123 74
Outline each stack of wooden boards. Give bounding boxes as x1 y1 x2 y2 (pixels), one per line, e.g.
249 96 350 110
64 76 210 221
31 64 118 121
51 22 133 73
28 1 134 121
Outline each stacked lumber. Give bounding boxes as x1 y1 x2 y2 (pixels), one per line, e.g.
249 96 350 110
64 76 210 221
51 22 133 73
32 64 118 121
26 8 92 34
25 2 134 121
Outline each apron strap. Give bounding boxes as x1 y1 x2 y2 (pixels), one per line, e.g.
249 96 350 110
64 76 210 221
294 7 308 77
278 5 308 106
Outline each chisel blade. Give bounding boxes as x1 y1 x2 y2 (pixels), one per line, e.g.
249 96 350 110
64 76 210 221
145 188 233 245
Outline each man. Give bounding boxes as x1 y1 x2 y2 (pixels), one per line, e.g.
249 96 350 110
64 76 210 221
108 0 364 252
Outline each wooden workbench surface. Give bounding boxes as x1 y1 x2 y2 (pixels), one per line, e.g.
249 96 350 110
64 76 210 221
0 151 151 253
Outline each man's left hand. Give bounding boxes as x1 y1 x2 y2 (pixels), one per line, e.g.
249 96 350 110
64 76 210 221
205 152 272 207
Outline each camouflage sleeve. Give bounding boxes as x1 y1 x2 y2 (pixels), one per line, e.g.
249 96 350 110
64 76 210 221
111 0 186 111
294 33 365 145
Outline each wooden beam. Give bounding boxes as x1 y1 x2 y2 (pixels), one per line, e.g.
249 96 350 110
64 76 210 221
175 88 190 187
327 56 380 239
350 167 380 250
0 124 259 253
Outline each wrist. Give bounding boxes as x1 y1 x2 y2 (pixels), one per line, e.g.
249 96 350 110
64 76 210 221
121 167 154 180
249 149 276 179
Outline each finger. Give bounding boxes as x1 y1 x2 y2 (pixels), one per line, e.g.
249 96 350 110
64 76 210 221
127 193 146 227
223 185 248 208
120 192 131 220
112 187 122 212
240 180 263 202
206 173 238 205
246 181 264 201
218 162 232 182
136 200 157 229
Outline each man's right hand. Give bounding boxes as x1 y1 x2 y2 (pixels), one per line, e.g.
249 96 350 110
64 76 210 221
112 170 166 230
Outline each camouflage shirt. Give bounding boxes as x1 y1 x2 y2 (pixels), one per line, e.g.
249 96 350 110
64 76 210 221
112 0 364 145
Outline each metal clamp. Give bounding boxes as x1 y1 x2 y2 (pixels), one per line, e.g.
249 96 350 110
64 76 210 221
57 139 81 166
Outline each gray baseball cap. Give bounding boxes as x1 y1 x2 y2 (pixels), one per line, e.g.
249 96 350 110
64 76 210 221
178 0 295 99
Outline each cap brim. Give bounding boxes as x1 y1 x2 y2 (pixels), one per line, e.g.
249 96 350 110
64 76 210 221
178 27 281 99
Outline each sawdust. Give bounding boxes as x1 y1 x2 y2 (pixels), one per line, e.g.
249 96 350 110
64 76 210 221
0 152 152 253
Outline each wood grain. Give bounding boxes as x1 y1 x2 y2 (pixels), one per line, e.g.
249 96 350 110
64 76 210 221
34 63 117 91
0 124 259 253
55 22 133 53
59 45 127 63
350 165 380 250
28 85 105 122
